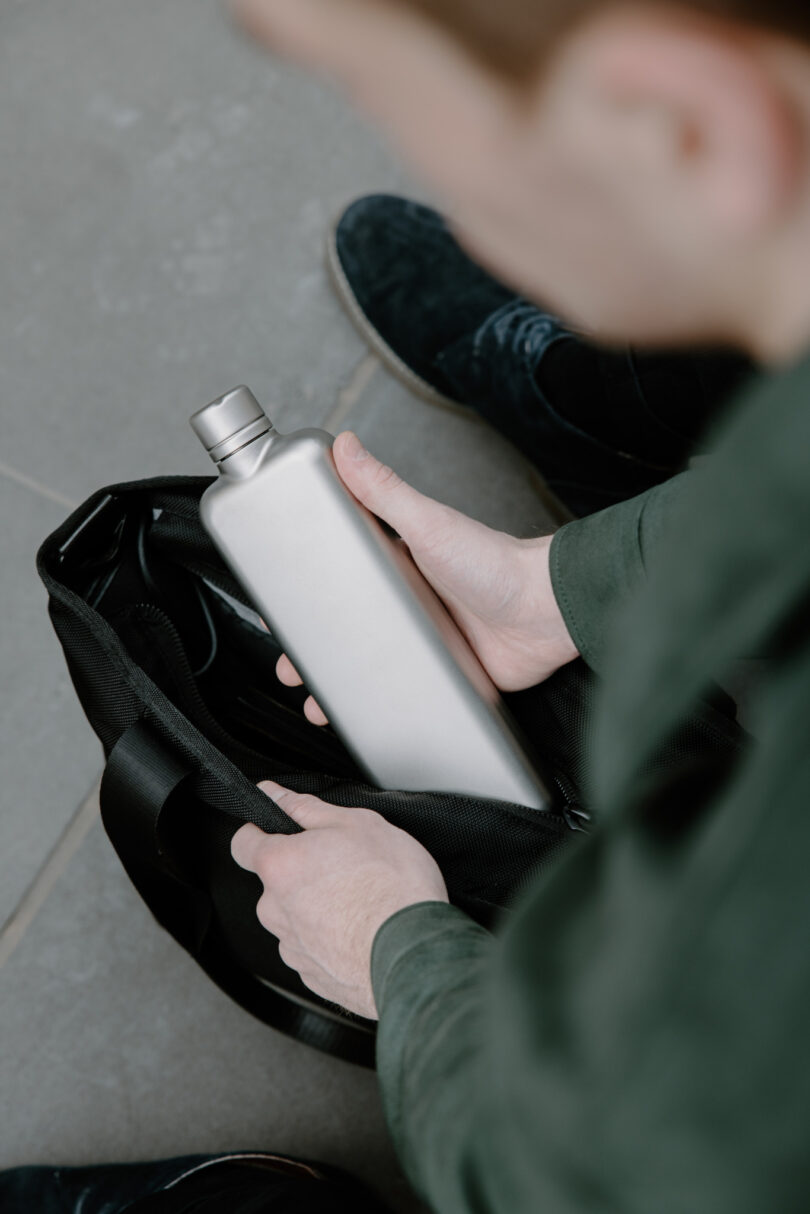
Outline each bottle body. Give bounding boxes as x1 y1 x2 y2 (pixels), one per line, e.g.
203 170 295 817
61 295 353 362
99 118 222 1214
195 400 549 808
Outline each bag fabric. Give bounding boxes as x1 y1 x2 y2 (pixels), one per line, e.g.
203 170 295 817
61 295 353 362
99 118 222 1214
36 475 746 1067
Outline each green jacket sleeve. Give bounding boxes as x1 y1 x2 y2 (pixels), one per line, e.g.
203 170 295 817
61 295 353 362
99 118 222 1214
371 707 810 1214
370 363 810 1214
550 471 691 673
371 901 495 1211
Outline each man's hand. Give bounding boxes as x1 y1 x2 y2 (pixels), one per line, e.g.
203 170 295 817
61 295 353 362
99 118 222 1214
278 430 579 725
231 780 449 1019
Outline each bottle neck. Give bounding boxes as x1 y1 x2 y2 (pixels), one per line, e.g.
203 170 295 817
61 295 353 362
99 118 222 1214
216 427 279 479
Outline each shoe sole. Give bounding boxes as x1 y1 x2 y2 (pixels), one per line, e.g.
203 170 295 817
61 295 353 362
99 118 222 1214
326 218 482 420
325 214 574 524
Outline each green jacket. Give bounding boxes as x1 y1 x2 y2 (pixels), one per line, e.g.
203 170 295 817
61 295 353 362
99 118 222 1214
371 355 810 1213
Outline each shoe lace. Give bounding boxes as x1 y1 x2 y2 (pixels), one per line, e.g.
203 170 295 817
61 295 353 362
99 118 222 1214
472 299 567 371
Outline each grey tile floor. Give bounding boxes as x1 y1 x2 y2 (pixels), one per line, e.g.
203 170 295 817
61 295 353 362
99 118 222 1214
0 2 559 1211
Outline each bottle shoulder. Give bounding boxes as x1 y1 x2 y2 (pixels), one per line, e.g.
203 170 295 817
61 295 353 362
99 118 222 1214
258 427 334 473
210 427 332 484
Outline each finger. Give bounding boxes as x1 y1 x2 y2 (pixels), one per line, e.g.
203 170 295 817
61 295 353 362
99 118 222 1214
276 655 328 721
276 653 303 687
277 939 307 972
232 0 332 63
253 887 284 936
303 695 329 727
258 780 340 829
333 431 449 543
231 821 272 872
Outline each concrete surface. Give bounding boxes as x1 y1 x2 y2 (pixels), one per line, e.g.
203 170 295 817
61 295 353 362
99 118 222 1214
0 477 101 925
0 1 558 1210
0 812 421 1212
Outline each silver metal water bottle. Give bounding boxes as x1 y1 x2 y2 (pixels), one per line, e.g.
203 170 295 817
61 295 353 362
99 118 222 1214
191 385 550 809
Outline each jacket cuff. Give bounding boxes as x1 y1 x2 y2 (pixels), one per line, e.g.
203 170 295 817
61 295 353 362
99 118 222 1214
371 901 480 1014
549 474 689 672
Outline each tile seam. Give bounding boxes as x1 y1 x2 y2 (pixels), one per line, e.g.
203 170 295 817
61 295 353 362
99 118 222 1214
0 778 101 970
0 459 78 512
324 353 380 433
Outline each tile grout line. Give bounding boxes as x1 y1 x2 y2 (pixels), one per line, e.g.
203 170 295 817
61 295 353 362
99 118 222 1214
0 778 101 970
0 458 78 512
323 353 380 433
325 354 571 531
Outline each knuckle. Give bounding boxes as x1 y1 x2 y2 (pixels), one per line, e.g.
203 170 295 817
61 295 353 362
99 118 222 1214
345 804 387 837
258 857 285 889
277 941 299 970
289 792 325 821
255 842 297 886
279 788 309 808
255 848 276 883
372 462 402 492
255 894 279 935
279 791 311 817
353 804 383 825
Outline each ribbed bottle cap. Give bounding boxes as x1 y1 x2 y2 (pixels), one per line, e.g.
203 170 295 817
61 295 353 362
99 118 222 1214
190 385 271 462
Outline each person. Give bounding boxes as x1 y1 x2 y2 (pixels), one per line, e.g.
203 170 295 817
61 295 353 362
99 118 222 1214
5 0 810 1208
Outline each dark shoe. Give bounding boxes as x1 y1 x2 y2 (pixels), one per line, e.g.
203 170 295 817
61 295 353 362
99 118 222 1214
328 193 517 409
328 194 753 516
0 1152 385 1213
0 1155 213 1213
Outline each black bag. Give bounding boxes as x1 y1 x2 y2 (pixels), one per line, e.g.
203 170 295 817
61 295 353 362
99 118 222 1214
36 475 746 1067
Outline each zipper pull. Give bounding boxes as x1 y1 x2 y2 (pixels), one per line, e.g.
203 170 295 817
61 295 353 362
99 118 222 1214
551 771 592 833
561 802 591 833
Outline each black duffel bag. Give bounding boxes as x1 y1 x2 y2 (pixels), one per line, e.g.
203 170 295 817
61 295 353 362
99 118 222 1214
36 474 746 1068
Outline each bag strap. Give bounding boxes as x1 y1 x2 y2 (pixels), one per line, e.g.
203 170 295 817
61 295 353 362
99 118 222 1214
100 722 376 1068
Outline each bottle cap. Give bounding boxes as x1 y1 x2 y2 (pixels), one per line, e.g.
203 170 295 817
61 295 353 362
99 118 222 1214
190 385 272 463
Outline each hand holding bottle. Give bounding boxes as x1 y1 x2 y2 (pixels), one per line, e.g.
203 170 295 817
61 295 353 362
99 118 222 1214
279 430 579 725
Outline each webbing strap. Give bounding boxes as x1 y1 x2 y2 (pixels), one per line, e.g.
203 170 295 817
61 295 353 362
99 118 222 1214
101 720 190 865
100 722 375 1068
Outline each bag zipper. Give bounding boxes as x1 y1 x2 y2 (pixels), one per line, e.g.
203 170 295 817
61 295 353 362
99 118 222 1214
550 769 592 833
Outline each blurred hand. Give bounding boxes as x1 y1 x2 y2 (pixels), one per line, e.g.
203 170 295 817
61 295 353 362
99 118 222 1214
278 430 579 724
231 780 449 1018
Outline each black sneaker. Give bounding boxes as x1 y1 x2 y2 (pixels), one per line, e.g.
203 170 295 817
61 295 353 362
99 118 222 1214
0 1152 384 1213
328 194 753 517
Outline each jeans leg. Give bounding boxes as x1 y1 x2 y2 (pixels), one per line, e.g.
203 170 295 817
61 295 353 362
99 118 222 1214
535 338 754 469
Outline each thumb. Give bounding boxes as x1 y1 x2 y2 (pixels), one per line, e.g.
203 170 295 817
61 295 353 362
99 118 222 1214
258 780 339 830
333 431 439 542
